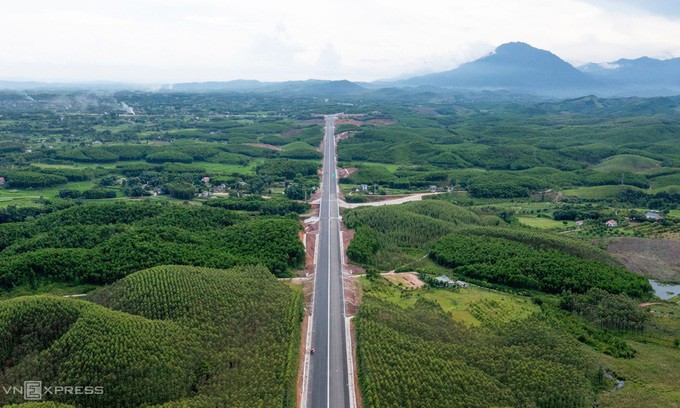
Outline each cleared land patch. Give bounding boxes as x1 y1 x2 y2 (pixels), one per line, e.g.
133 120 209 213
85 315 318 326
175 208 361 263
607 237 680 282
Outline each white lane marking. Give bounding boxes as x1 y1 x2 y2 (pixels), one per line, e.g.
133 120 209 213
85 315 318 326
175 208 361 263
326 116 332 408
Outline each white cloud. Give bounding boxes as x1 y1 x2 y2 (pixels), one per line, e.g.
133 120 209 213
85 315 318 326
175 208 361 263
598 62 620 70
0 0 678 83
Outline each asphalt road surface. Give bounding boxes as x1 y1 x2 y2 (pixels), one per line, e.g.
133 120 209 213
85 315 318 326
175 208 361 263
307 115 350 408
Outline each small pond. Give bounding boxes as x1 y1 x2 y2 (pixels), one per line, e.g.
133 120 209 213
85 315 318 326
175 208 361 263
649 279 680 300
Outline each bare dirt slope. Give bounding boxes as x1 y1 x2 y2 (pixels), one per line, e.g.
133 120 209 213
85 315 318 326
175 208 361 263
607 237 680 281
242 142 282 151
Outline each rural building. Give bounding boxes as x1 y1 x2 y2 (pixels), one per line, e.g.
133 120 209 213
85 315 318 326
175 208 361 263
201 176 211 184
359 184 369 192
645 211 662 220
605 220 618 227
434 275 455 286
575 220 584 227
0 177 5 186
455 280 469 288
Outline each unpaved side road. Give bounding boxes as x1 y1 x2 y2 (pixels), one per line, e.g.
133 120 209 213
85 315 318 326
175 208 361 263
339 192 442 208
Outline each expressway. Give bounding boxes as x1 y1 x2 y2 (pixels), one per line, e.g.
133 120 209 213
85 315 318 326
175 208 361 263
305 115 351 408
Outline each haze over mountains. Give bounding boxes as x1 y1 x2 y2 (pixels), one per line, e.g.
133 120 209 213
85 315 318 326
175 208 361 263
2 42 679 98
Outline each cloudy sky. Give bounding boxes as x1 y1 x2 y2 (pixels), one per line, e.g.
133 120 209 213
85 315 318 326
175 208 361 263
1 0 679 83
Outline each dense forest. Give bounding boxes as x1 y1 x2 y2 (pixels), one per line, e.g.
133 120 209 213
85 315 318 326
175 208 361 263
0 200 305 291
429 233 651 297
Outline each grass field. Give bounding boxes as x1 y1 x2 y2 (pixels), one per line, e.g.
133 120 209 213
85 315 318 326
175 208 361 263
348 161 401 173
194 160 260 175
360 277 538 326
593 154 661 173
0 282 99 300
34 159 260 175
0 180 95 205
670 210 680 218
517 216 574 229
562 185 645 199
281 141 315 150
649 185 680 194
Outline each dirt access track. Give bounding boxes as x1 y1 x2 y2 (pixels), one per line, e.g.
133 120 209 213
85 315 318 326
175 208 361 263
339 192 442 208
607 237 680 281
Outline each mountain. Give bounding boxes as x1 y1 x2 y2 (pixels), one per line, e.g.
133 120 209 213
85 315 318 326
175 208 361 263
167 79 267 92
2 43 680 98
0 80 145 91
580 57 680 95
398 42 596 95
168 79 366 95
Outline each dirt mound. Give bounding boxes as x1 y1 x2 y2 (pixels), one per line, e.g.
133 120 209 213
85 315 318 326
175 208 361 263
337 131 359 140
383 272 424 289
337 118 363 127
366 119 396 125
607 237 680 281
282 128 303 137
337 167 357 178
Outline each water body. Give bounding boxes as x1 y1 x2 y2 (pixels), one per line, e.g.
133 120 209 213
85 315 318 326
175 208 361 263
649 279 680 300
603 371 625 392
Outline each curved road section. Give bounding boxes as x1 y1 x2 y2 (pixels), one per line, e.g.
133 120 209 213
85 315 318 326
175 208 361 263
305 115 351 408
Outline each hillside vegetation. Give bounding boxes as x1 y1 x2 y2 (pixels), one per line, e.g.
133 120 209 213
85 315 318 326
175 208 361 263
430 234 651 297
0 201 305 292
344 200 481 269
357 295 604 408
0 265 303 407
593 154 661 173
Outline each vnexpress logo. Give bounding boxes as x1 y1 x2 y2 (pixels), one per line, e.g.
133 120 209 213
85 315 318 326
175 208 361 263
23 381 42 401
3 381 104 400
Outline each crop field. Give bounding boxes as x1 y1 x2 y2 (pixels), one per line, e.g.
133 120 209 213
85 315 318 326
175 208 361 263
517 216 574 229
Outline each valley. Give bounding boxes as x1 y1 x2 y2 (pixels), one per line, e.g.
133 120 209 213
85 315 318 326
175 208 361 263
0 90 679 407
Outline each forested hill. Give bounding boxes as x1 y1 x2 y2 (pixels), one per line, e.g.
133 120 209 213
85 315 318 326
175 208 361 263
0 265 303 407
0 200 306 291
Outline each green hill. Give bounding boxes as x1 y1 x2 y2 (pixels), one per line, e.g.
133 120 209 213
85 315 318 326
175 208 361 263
0 265 303 408
0 201 305 293
593 154 660 173
562 185 645 199
344 200 481 269
357 296 602 408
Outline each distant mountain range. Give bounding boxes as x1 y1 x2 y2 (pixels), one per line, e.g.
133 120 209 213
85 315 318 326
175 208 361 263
394 42 680 97
2 43 680 98
166 79 365 95
398 42 596 94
